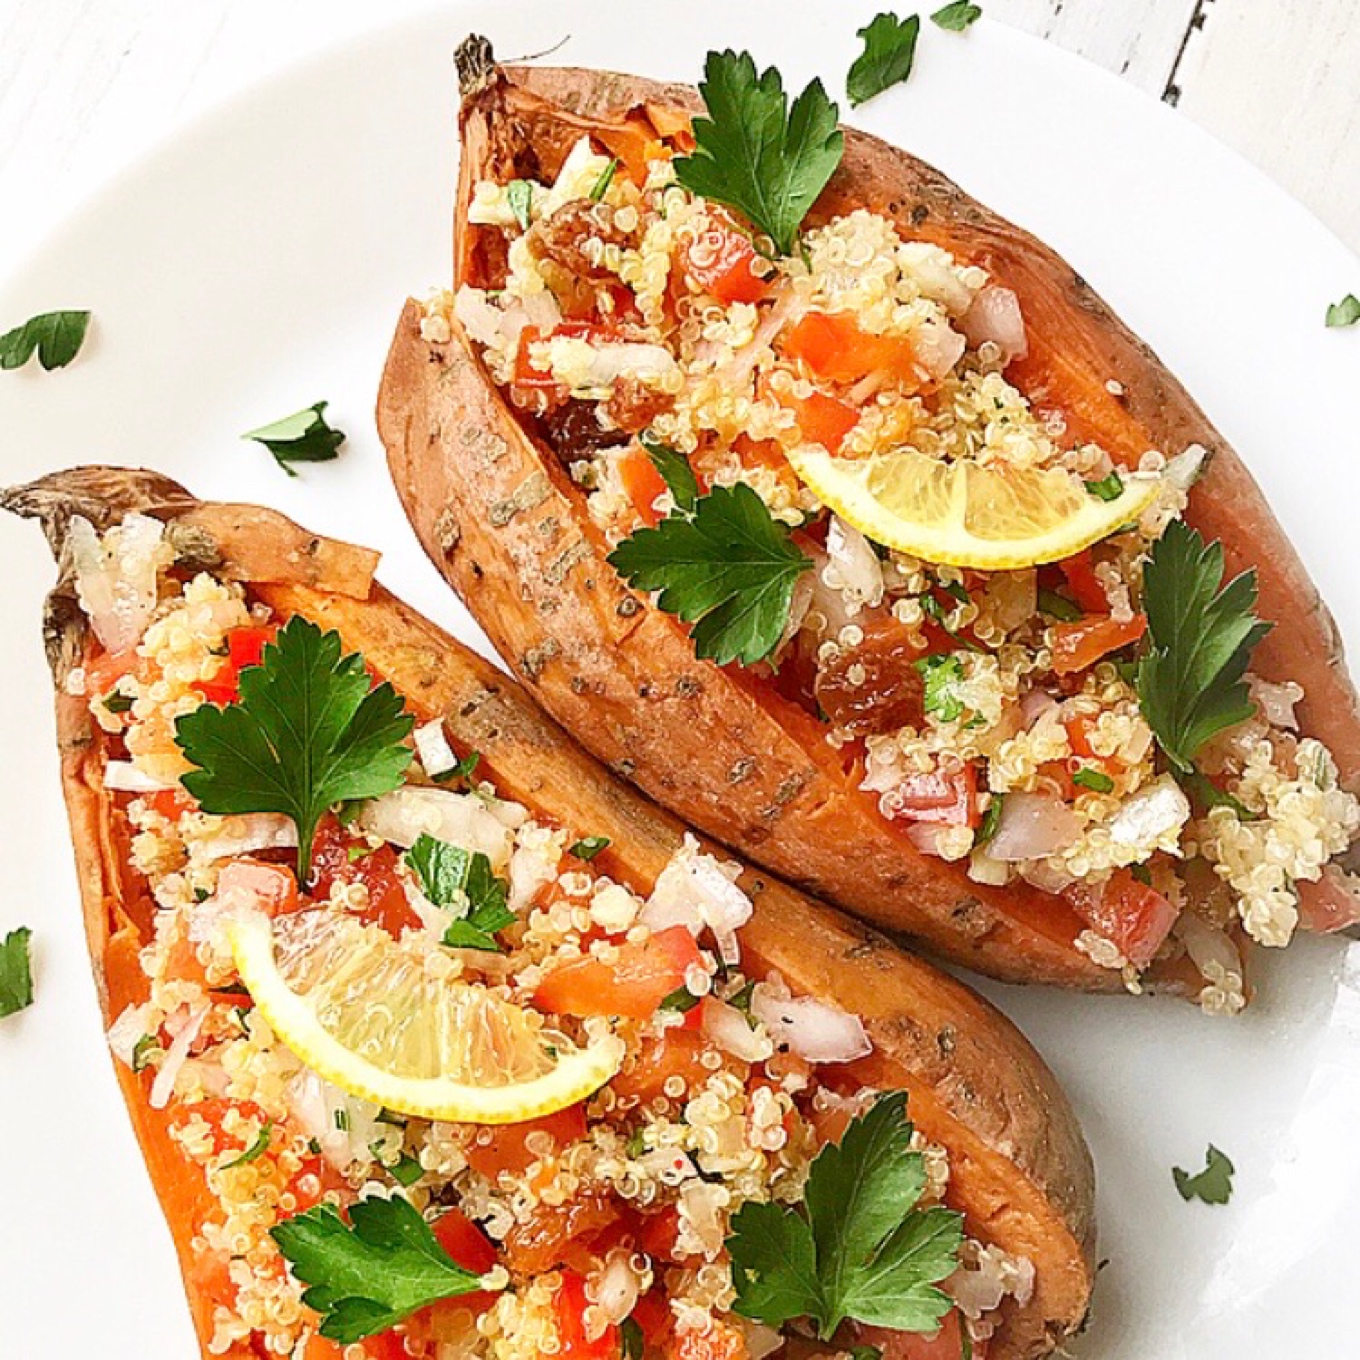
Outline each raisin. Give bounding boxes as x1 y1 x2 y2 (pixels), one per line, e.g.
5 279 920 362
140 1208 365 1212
530 199 631 281
814 615 929 736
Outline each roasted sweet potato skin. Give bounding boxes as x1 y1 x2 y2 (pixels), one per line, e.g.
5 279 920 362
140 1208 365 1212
7 466 1094 1360
382 53 1360 990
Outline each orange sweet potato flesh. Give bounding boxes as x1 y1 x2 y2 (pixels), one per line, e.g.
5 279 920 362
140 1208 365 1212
380 47 1360 991
7 467 1094 1360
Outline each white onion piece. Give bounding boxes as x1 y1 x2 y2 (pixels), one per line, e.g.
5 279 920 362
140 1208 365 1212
1175 913 1244 983
1108 774 1189 850
107 1002 152 1067
589 1254 642 1330
103 761 178 793
360 788 512 870
540 136 612 216
905 823 947 858
1020 690 1059 727
910 316 968 380
414 719 458 779
286 1071 386 1172
720 286 806 386
961 286 1028 363
69 512 165 654
642 836 753 960
1248 676 1303 731
583 343 677 386
701 998 775 1063
967 848 1010 886
823 516 885 613
149 1004 207 1110
750 989 871 1064
1165 443 1208 493
986 792 1081 862
201 813 298 862
898 241 978 314
453 287 507 348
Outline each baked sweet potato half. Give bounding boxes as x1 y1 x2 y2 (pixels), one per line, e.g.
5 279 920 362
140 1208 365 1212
5 466 1094 1360
380 41 1360 1001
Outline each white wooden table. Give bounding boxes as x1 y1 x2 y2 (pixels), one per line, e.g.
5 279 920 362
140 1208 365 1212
1 0 1358 269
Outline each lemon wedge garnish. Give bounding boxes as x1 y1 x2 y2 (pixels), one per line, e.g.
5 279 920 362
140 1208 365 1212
785 444 1160 570
230 910 623 1124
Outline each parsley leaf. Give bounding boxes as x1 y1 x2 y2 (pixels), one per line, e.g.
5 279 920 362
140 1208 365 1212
620 1317 646 1360
915 654 965 722
1072 767 1114 794
727 1092 962 1338
640 434 699 513
1036 587 1081 622
407 834 516 952
0 310 90 371
568 836 611 861
847 13 921 107
608 483 812 666
1173 1145 1235 1205
1084 470 1125 502
674 50 843 257
244 401 346 476
506 180 534 231
1135 521 1271 772
175 616 413 879
385 1153 424 1188
271 1196 494 1342
659 986 701 1014
0 927 35 1018
1325 293 1360 328
931 1 983 31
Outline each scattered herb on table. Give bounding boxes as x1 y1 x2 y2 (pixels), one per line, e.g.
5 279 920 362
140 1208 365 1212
931 2 983 31
1173 1145 1235 1205
244 401 346 475
847 12 922 106
1325 293 1360 328
0 927 35 1018
0 310 90 371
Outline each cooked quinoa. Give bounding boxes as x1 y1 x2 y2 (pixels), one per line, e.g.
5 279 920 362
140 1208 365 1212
78 515 1027 1360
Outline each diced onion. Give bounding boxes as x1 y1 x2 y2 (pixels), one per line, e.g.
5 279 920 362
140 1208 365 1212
69 512 166 654
582 343 677 386
286 1070 387 1172
149 1003 207 1110
413 719 459 779
103 761 178 793
911 315 968 380
1175 913 1244 982
986 792 1081 862
642 836 753 962
750 989 871 1064
823 516 885 613
898 241 978 315
107 1002 152 1067
1249 676 1303 731
961 286 1028 362
200 813 298 862
589 1254 642 1330
1108 774 1189 850
360 788 513 871
701 998 775 1063
736 1321 785 1360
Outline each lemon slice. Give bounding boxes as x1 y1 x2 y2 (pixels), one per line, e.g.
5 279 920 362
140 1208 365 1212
230 909 624 1124
785 444 1160 570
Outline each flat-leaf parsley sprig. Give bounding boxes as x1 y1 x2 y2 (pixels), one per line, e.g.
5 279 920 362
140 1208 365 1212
1135 520 1271 774
674 49 844 257
726 1091 963 1338
607 447 812 666
174 616 414 879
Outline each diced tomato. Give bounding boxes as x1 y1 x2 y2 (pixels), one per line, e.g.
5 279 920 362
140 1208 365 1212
783 310 924 389
308 815 421 937
193 625 276 705
284 1155 331 1214
630 1290 674 1347
533 925 703 1020
85 646 141 700
773 385 860 453
216 858 300 916
856 1313 978 1360
1064 867 1178 967
514 321 618 389
506 1191 622 1275
891 763 978 827
554 1270 619 1360
171 1098 270 1157
612 1028 723 1105
1057 551 1109 615
1063 713 1099 759
669 1318 749 1360
681 223 767 304
144 787 194 821
357 1333 410 1360
466 1104 588 1180
1050 613 1146 676
427 1208 499 1314
1296 867 1360 933
638 1206 682 1264
619 447 671 526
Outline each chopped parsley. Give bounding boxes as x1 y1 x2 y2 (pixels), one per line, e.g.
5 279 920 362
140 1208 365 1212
1071 767 1114 794
407 834 516 952
976 794 1003 847
568 836 611 861
432 749 480 786
1036 588 1082 622
271 1196 496 1342
674 50 843 256
608 482 813 666
223 1122 274 1169
589 158 620 203
506 180 533 231
174 616 414 879
0 927 34 1019
1084 471 1125 502
727 1091 962 1337
931 1 982 31
243 401 346 476
915 653 966 722
659 986 701 1014
0 310 90 371
620 1316 645 1360
385 1153 424 1188
102 690 134 714
1325 293 1360 328
1173 1145 1235 1205
1135 521 1271 773
131 1034 163 1072
847 13 921 106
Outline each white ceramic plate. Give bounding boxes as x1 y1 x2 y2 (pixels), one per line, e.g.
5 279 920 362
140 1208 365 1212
3 3 1359 1356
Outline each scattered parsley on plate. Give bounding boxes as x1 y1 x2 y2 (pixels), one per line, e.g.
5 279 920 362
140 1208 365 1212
0 926 35 1018
174 616 413 879
244 401 346 475
0 310 90 371
1173 1145 1235 1205
931 2 983 32
674 49 843 256
1325 293 1360 328
847 13 922 106
406 834 516 952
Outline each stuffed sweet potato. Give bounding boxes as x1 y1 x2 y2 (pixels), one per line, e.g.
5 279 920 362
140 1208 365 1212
380 40 1360 1001
5 466 1094 1360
